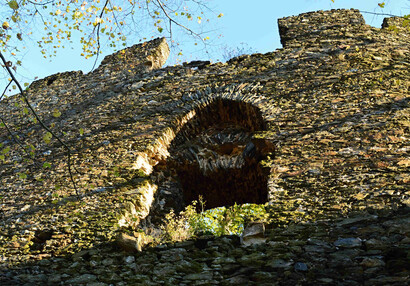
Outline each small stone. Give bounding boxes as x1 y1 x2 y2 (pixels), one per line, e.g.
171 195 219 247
334 237 362 248
318 278 334 283
304 245 326 253
308 168 321 175
241 222 266 246
124 255 135 264
66 274 97 284
183 272 213 280
131 82 144 90
175 260 204 274
153 264 176 277
160 248 187 262
251 271 277 282
239 252 266 267
364 238 385 250
294 262 308 271
102 257 115 266
336 215 378 227
213 257 236 264
224 275 249 284
48 274 61 284
267 259 292 269
360 257 385 268
116 233 141 252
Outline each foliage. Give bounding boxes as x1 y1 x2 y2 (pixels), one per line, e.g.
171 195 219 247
160 196 269 242
160 208 195 242
0 0 221 193
1 0 220 60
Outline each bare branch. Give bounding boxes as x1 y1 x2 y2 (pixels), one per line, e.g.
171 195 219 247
360 10 399 18
91 0 111 71
0 80 12 102
154 0 204 41
26 0 55 6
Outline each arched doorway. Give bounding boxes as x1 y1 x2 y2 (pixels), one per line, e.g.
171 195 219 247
153 98 274 212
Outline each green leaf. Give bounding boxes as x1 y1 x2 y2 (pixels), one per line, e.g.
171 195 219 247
43 162 51 168
79 128 84 135
378 2 385 8
43 132 52 144
8 1 19 10
1 147 10 154
18 172 27 180
53 109 61 118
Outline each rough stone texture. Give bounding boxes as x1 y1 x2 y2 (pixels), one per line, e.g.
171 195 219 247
97 37 170 72
0 9 409 285
241 222 266 246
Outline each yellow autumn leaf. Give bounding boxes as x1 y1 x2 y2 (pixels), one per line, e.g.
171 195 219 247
2 21 10 30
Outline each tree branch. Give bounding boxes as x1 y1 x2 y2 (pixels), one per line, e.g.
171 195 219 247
154 0 203 41
91 0 111 71
0 52 80 197
360 10 399 18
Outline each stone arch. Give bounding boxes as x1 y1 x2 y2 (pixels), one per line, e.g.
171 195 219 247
152 96 275 214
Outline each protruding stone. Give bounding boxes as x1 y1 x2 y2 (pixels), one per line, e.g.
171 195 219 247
66 274 97 284
116 233 142 252
241 222 266 246
334 237 362 248
294 262 308 271
97 37 170 72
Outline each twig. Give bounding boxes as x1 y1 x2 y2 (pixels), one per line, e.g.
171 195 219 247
0 81 12 102
27 0 54 6
0 52 80 197
0 115 41 168
91 0 111 71
154 0 203 41
360 10 399 18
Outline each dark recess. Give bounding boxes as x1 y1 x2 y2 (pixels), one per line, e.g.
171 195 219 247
158 99 274 210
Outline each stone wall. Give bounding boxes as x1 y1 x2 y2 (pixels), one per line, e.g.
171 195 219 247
96 37 170 72
0 9 409 285
278 9 366 48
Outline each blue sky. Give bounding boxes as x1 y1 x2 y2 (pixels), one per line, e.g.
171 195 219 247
3 0 410 88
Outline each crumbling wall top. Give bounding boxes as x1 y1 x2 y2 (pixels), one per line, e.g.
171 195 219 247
382 16 410 31
28 70 83 90
96 37 170 73
278 9 367 48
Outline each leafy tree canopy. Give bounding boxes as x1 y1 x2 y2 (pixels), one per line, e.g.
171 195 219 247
1 0 222 81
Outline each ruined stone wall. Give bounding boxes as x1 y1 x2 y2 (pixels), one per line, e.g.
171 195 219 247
0 9 409 286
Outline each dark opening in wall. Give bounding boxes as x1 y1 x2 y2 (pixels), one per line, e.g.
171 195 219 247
153 99 274 213
46 75 58 86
